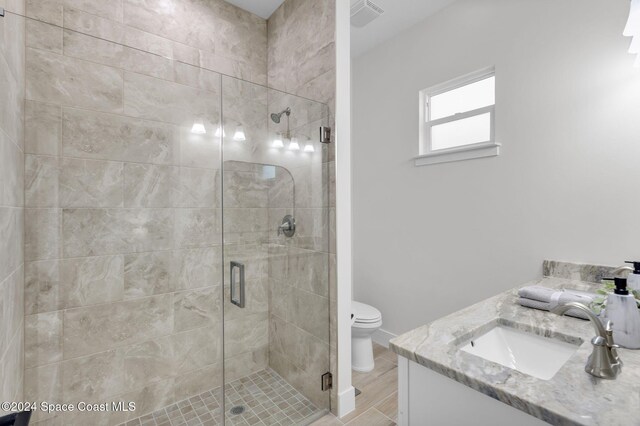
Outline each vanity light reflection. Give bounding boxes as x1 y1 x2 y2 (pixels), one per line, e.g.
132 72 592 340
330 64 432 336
233 125 246 141
272 134 284 148
191 119 206 134
624 0 640 66
288 137 300 151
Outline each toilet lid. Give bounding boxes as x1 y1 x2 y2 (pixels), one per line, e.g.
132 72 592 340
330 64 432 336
352 301 381 323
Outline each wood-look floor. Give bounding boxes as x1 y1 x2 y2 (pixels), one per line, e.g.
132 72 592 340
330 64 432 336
312 343 398 426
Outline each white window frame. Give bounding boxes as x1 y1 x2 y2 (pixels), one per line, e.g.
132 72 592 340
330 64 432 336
416 67 500 166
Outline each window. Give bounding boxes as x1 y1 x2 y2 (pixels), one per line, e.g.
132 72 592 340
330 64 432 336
417 67 499 166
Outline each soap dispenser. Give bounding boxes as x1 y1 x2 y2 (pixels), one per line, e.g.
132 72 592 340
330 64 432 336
625 261 640 292
605 277 640 349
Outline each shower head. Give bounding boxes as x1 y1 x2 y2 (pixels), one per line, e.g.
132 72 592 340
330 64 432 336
270 107 291 124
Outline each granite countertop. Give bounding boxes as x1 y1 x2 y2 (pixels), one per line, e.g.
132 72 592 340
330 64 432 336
389 276 640 426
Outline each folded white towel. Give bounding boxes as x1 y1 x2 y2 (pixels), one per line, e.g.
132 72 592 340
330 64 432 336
518 285 557 303
518 285 596 304
518 297 589 320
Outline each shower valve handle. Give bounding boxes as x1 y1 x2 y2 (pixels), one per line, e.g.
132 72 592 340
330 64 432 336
278 215 296 237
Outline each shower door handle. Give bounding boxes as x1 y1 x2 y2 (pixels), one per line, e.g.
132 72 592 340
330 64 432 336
230 261 245 308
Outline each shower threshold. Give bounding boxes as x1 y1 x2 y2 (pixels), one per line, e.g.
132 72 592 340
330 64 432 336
120 369 320 426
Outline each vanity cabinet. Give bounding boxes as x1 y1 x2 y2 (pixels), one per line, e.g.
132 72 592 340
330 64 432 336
397 357 549 425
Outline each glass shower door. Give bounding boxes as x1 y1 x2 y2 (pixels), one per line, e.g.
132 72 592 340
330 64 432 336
221 75 332 424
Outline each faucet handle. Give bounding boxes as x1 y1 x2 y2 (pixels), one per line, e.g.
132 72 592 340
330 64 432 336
604 320 622 364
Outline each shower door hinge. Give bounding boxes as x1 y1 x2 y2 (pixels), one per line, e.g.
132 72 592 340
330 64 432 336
321 372 333 391
0 8 5 17
320 126 331 144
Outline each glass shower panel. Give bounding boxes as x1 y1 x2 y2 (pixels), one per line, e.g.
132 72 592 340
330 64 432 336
221 76 332 424
20 16 226 425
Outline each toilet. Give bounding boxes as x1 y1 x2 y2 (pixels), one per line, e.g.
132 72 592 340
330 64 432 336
351 301 383 372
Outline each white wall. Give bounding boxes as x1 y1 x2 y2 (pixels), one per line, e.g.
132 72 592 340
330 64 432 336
352 0 640 336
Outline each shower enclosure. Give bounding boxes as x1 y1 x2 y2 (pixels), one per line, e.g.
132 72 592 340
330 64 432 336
14 4 335 424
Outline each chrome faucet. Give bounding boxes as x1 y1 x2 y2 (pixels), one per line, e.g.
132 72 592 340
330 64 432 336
551 302 622 379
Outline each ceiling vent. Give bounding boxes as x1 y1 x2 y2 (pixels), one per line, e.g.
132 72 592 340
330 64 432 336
351 0 384 28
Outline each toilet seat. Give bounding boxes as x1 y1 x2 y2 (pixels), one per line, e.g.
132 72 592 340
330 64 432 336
352 301 382 324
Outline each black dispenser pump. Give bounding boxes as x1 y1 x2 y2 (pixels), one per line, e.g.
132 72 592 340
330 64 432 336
614 277 629 295
625 261 640 274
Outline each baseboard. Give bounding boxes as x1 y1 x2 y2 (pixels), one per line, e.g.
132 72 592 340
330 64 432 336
337 386 356 418
372 328 397 348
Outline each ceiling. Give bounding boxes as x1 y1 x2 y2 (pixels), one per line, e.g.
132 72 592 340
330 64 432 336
224 0 285 19
351 0 455 57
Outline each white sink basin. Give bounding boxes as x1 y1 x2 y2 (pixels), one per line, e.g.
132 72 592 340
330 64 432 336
460 325 580 380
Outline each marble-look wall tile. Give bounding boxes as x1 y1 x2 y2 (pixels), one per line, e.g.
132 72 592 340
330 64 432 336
223 169 270 208
25 260 61 314
124 251 174 299
61 349 125 400
174 247 221 290
174 62 221 93
59 158 124 208
0 266 24 349
0 46 25 150
124 26 173 58
63 209 173 257
62 107 177 165
25 311 63 368
26 0 63 26
0 131 24 207
268 277 294 322
223 277 268 321
0 323 24 405
63 294 173 358
63 0 124 23
174 208 220 249
267 0 335 96
25 208 60 261
60 255 124 307
172 326 222 375
62 29 125 68
123 72 219 126
1 3 26 77
174 287 220 332
173 362 222 402
26 48 124 113
121 336 173 388
63 7 124 43
224 208 269 236
294 289 329 343
224 347 268 382
25 155 58 207
268 167 294 209
64 29 175 82
25 101 61 156
224 312 268 357
24 363 62 422
175 167 218 208
26 19 63 54
287 248 329 298
110 377 175 426
179 130 221 169
123 0 266 70
123 163 176 208
172 42 199 66
122 46 174 80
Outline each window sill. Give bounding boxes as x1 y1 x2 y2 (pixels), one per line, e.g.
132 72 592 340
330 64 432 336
414 142 500 167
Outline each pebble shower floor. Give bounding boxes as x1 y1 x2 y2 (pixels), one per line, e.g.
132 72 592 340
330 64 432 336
120 369 319 426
